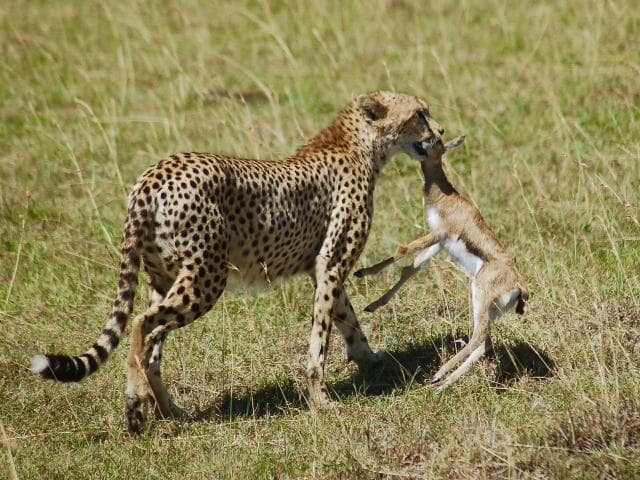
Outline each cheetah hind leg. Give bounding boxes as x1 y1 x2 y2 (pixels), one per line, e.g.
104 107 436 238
126 270 225 432
127 309 196 433
146 332 190 421
144 288 189 420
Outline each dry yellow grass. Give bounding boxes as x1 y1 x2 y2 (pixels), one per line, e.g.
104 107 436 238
1 0 639 478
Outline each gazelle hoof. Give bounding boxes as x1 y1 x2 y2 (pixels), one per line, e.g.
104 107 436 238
434 384 447 395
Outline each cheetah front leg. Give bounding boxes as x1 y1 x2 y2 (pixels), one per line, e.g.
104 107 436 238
306 202 380 408
306 261 338 408
307 250 377 408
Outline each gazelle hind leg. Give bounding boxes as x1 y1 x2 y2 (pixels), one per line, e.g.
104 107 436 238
435 306 503 392
432 336 479 385
435 343 486 393
433 283 492 385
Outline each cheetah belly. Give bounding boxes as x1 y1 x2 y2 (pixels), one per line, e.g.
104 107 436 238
225 230 318 291
225 248 301 290
225 267 288 292
443 236 484 277
227 251 309 290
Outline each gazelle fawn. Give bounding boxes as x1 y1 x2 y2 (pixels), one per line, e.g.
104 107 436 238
355 136 529 392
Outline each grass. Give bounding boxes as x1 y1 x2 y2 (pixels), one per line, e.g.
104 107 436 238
1 0 639 477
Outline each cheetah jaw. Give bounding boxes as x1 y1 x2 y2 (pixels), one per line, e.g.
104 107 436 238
423 137 439 150
413 138 437 155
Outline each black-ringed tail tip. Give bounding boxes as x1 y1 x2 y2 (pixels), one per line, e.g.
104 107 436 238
31 353 98 382
30 354 50 375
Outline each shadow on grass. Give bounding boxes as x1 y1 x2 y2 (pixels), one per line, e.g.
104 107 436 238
193 333 555 422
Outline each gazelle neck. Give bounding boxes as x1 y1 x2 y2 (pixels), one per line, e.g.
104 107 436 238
420 161 457 205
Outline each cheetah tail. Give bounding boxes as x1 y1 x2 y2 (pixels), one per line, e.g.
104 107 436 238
31 241 141 383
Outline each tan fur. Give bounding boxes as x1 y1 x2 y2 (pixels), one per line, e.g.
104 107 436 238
32 91 447 433
355 138 529 391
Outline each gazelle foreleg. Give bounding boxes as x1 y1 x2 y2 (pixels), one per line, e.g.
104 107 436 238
354 232 444 278
364 264 421 312
364 243 442 312
432 284 494 388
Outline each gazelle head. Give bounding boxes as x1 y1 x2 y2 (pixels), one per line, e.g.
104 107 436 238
419 135 465 166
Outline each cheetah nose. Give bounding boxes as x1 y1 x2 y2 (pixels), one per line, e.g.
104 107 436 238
437 127 445 136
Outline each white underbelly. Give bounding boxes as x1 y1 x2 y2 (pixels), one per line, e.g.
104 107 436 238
443 237 484 277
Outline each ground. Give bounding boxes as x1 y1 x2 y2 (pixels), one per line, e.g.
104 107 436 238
1 1 639 478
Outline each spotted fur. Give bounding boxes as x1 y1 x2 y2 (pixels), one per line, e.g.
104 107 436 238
32 91 444 433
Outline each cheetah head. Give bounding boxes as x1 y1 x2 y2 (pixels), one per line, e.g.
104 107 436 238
354 91 446 163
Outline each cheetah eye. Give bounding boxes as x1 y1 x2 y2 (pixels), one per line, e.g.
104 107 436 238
417 111 429 126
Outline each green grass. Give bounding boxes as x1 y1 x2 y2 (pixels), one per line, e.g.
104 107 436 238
1 0 639 478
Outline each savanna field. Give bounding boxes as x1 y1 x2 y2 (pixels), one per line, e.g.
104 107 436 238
1 1 639 478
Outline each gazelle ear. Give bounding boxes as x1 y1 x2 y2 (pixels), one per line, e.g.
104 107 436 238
355 94 388 121
444 135 465 151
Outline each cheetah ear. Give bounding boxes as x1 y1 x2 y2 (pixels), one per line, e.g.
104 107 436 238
355 94 388 121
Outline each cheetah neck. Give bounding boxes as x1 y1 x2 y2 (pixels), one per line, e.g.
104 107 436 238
292 106 380 163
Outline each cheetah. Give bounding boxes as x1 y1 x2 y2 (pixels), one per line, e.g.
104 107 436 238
31 91 447 433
